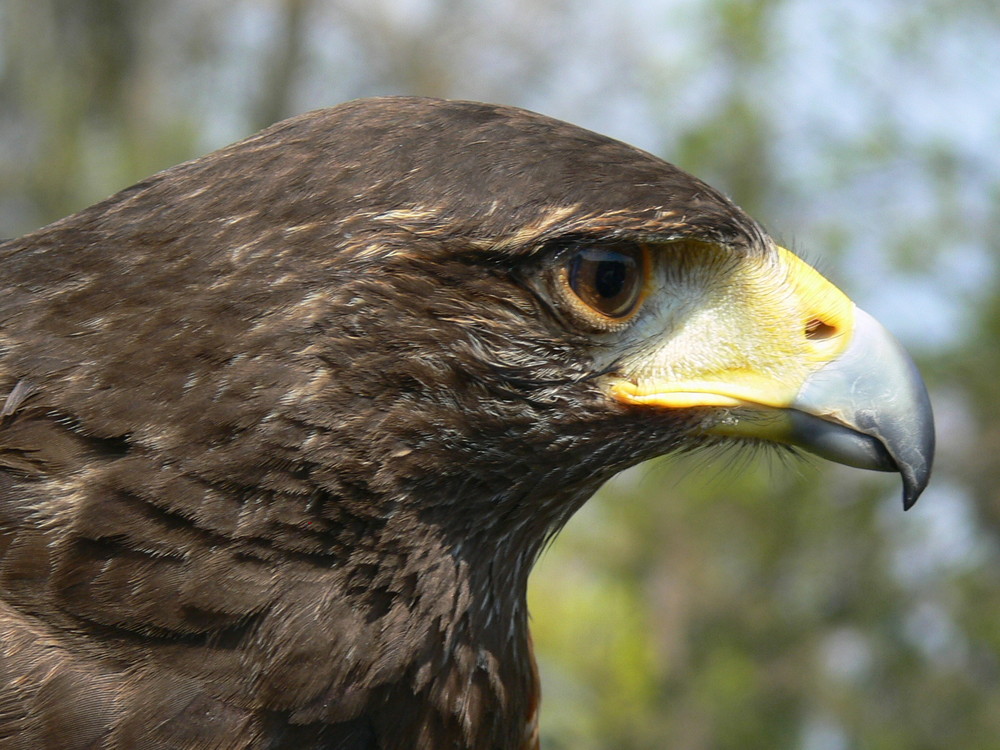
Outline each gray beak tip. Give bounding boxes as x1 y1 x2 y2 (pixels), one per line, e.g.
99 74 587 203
899 392 935 511
793 308 935 511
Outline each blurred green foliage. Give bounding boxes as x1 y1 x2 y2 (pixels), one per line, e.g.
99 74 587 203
2 1 998 747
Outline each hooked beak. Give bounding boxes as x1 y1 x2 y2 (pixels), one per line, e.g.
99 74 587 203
713 308 934 509
608 245 935 509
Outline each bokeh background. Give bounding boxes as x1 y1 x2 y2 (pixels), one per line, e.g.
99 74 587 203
2 1 998 747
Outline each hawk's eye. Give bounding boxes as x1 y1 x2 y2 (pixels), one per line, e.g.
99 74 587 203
564 243 649 322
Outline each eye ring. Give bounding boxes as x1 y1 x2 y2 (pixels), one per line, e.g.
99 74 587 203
558 241 650 329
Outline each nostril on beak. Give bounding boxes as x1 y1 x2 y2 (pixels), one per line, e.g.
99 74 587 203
805 318 838 340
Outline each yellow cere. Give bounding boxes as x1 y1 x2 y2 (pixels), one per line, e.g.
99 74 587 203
608 243 855 411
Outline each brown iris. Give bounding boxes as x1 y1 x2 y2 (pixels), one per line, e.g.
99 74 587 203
565 243 648 321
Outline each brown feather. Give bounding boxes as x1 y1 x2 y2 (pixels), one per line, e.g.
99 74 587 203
0 97 766 748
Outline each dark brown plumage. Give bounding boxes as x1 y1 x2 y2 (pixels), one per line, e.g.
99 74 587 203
0 97 932 749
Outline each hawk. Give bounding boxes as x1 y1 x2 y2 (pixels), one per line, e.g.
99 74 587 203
0 97 933 749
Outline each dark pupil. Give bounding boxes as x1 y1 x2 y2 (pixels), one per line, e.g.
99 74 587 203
594 256 628 299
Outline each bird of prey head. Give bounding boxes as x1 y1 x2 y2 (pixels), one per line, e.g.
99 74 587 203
0 97 933 749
